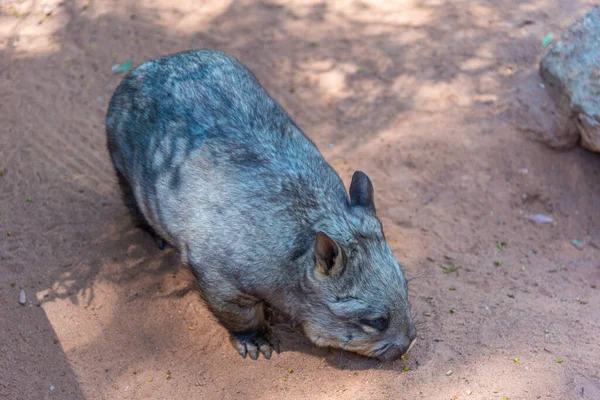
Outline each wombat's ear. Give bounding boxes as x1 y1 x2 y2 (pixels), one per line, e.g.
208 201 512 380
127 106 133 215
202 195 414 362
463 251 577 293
349 171 375 213
315 232 345 276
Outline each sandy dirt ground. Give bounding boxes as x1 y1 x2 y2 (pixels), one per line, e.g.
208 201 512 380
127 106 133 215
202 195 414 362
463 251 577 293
1 0 600 399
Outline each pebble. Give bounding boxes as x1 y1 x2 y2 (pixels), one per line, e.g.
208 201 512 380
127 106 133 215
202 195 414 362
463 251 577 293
19 289 26 305
572 239 584 249
446 370 453 376
466 389 472 395
525 214 553 224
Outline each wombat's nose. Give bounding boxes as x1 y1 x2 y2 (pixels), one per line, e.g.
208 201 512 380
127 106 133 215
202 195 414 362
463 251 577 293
377 330 417 361
377 340 413 361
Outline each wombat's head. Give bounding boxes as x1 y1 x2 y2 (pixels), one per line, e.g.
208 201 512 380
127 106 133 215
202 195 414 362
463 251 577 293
300 171 416 361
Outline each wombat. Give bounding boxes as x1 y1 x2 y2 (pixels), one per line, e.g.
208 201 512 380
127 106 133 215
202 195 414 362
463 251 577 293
106 50 416 361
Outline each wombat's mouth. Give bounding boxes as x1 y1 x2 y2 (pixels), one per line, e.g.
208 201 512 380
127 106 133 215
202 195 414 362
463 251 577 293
373 338 416 361
302 322 415 361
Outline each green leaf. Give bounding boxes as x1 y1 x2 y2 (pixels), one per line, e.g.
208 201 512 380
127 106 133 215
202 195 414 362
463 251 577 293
112 59 132 74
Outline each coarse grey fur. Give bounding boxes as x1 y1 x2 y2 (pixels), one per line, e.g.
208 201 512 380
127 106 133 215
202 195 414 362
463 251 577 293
106 49 416 361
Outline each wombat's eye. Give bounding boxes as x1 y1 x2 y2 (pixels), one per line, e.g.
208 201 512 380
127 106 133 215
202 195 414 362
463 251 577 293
360 317 389 332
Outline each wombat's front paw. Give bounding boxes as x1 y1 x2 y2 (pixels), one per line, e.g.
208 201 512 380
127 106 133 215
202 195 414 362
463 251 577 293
230 328 280 360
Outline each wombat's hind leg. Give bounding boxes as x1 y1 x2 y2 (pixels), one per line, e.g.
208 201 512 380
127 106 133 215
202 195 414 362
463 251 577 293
115 170 168 250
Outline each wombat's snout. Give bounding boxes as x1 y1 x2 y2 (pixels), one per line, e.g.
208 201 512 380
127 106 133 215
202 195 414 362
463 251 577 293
377 325 417 361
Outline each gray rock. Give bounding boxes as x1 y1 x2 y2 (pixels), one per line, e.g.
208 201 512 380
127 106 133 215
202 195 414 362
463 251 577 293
510 74 579 149
540 6 600 152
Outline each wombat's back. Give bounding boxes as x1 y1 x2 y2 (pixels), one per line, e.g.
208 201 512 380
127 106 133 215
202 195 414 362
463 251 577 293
106 50 348 263
107 50 304 173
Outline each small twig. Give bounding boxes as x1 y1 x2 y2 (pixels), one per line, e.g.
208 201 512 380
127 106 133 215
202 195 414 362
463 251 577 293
407 273 428 283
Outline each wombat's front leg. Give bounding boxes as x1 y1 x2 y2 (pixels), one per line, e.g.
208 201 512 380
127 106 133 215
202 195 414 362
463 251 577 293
207 293 280 360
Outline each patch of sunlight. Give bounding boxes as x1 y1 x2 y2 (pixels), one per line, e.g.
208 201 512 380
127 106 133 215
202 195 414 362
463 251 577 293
304 351 568 399
300 58 373 99
419 0 448 7
40 280 119 353
517 0 557 13
473 93 498 104
453 28 484 42
1 7 69 56
460 57 495 72
413 357 568 399
127 0 233 33
390 74 419 94
474 42 496 60
415 81 473 109
467 4 502 26
332 0 432 27
318 68 352 97
363 26 429 44
0 17 20 49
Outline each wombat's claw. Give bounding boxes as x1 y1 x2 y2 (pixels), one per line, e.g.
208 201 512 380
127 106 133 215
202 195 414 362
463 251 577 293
230 329 280 360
